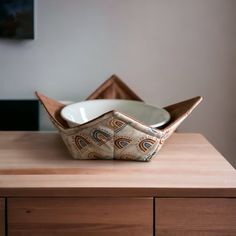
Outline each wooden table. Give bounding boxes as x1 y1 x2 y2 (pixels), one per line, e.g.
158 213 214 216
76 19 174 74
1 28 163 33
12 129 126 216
0 132 236 236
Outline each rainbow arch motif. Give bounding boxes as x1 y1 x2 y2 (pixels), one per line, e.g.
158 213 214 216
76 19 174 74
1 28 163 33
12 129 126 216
88 152 103 159
139 138 156 152
92 129 112 145
114 137 132 149
109 119 126 132
74 135 90 150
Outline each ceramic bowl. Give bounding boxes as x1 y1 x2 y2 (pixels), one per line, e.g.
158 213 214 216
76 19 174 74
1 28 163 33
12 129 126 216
60 99 170 128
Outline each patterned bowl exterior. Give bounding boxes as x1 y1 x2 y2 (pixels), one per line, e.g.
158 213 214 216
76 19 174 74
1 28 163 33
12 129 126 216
59 111 163 161
36 75 202 161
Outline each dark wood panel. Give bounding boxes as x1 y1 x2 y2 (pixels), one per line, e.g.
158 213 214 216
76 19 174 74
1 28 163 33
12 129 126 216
156 198 236 236
0 198 5 236
8 197 152 236
0 100 39 131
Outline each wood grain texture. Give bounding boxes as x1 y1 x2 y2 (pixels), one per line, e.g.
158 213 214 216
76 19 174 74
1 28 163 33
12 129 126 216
0 132 236 197
156 198 236 236
0 198 5 236
8 197 152 236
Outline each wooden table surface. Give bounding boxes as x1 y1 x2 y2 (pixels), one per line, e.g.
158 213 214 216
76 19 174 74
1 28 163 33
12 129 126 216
0 132 236 197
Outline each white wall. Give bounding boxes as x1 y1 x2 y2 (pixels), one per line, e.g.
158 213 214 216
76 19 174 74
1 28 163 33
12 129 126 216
0 0 235 166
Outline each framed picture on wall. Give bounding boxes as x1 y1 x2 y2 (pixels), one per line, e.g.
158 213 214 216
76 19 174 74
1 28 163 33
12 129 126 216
0 0 34 39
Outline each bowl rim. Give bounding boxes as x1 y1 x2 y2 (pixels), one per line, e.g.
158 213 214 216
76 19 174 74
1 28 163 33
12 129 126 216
60 99 170 128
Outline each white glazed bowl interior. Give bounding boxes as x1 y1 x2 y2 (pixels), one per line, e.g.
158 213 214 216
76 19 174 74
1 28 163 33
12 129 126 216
61 99 170 128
